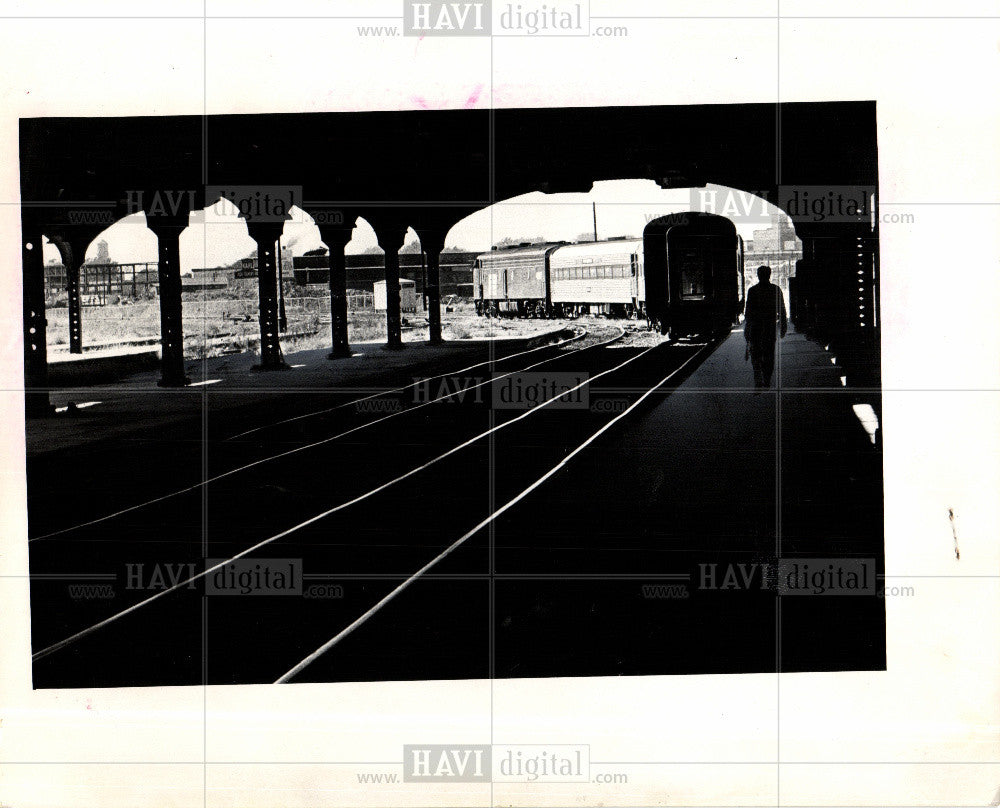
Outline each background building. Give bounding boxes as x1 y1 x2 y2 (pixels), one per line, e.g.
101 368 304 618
744 213 802 298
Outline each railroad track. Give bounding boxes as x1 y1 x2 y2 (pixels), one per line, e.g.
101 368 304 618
28 326 716 688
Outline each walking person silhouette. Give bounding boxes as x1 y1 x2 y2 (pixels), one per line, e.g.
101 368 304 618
743 266 787 389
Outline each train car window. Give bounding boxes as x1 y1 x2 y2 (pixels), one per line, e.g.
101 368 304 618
681 266 706 299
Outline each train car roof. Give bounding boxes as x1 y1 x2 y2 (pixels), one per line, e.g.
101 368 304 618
549 238 643 266
475 242 566 262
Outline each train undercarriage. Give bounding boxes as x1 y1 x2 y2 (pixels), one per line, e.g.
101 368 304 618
475 299 646 320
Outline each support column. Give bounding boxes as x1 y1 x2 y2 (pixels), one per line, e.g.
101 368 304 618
375 224 408 350
246 221 288 370
317 223 356 359
53 238 86 354
146 220 189 387
22 223 50 418
416 229 445 345
67 261 83 353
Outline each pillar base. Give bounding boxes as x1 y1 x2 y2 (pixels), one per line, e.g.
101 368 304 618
382 341 405 351
428 336 444 346
157 375 191 388
327 349 352 360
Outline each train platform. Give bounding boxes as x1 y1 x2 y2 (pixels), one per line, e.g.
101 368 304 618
537 323 884 559
640 322 883 555
491 323 887 676
24 327 575 457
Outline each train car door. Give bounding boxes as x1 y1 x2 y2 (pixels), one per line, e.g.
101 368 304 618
674 242 708 302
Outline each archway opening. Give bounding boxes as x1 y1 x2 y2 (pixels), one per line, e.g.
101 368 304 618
439 180 799 338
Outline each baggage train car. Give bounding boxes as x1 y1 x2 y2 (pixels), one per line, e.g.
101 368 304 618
473 243 561 317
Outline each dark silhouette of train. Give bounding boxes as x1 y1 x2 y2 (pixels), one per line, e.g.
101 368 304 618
473 212 744 338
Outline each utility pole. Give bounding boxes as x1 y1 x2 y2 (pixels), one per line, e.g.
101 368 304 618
592 202 598 242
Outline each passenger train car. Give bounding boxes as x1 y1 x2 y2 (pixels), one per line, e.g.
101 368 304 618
473 219 742 337
644 212 743 339
549 238 645 318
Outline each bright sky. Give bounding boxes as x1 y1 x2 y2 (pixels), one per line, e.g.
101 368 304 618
40 180 790 268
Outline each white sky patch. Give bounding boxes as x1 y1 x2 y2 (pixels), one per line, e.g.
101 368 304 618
41 181 793 268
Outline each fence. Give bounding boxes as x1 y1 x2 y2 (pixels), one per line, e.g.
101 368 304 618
45 262 160 305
